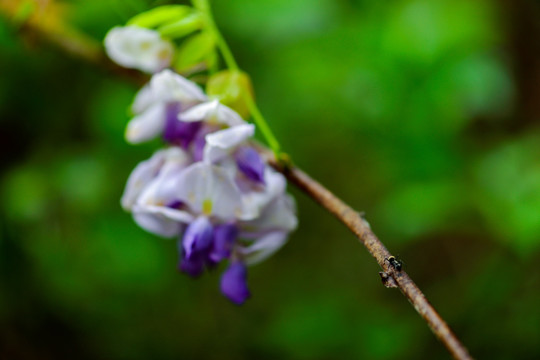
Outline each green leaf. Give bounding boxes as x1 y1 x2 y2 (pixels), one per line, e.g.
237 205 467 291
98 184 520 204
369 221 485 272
207 70 253 119
173 32 215 72
127 5 191 28
158 12 203 39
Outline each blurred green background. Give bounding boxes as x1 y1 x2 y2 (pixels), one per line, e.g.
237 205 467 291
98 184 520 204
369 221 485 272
1 0 540 358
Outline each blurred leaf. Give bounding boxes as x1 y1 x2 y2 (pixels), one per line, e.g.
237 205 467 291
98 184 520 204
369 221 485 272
382 0 496 65
474 135 540 254
1 165 50 222
54 155 108 213
127 5 191 28
206 70 253 119
158 12 203 39
173 31 215 72
215 0 340 44
376 180 466 240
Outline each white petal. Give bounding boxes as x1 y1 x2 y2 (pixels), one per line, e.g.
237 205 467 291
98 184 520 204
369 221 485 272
121 149 167 210
173 163 243 220
239 168 287 220
241 231 289 265
125 103 166 143
135 204 194 224
203 124 255 163
136 149 191 205
138 40 174 73
132 84 155 114
121 147 191 210
180 100 245 127
240 194 298 236
131 161 195 238
150 69 207 104
104 26 174 73
132 206 185 238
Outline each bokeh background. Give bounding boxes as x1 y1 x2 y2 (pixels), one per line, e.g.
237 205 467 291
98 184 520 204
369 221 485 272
1 0 540 358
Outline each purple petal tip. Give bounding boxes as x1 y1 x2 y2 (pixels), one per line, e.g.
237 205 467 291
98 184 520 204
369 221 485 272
182 216 214 260
220 262 251 305
235 146 266 184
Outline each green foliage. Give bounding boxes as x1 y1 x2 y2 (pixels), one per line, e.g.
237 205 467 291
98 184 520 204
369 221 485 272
173 31 215 72
157 12 203 38
1 0 540 359
474 135 540 254
127 5 192 28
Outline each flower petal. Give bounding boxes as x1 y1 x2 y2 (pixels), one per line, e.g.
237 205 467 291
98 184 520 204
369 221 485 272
241 231 288 265
173 163 244 221
132 84 155 114
132 206 184 238
182 216 214 259
235 146 265 184
238 168 287 220
125 103 166 144
220 262 251 305
180 100 245 127
209 223 238 262
121 147 191 209
179 251 206 277
104 26 173 73
240 194 298 236
203 124 255 163
163 102 202 146
121 149 167 210
151 69 207 104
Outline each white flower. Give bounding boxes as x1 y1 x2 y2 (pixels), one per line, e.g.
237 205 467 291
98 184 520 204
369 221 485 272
203 123 255 164
150 69 207 105
125 103 167 144
180 99 245 128
240 194 298 265
202 124 286 220
121 147 193 237
105 26 174 73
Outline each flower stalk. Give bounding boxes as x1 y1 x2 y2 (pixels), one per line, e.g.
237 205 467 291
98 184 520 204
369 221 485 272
194 0 283 159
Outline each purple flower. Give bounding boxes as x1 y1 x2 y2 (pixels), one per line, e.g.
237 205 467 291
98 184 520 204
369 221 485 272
209 223 238 262
235 146 265 184
163 102 203 147
220 262 251 304
119 68 299 304
125 70 207 144
179 251 206 277
182 216 214 259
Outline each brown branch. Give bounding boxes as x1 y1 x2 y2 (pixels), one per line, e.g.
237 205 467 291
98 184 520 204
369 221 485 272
1 7 473 359
271 161 473 360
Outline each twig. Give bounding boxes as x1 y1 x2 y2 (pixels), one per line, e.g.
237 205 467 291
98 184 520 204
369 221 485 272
269 160 473 360
0 7 473 359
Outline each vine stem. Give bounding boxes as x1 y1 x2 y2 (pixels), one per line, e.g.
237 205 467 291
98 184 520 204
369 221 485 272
194 0 282 158
2 5 473 359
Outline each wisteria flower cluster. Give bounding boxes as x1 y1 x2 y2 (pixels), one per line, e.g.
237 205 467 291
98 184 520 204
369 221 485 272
105 23 297 304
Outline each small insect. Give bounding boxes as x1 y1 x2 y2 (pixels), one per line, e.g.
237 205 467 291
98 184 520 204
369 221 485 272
385 256 403 271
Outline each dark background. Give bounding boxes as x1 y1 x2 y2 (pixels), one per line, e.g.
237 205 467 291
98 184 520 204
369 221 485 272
1 0 540 358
